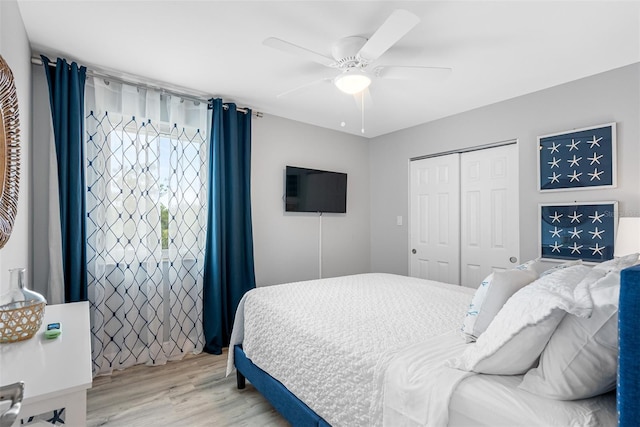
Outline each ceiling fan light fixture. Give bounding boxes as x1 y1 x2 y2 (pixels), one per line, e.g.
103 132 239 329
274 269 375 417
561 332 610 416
334 69 371 95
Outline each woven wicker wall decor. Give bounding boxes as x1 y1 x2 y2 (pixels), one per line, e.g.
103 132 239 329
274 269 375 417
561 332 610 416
0 54 21 249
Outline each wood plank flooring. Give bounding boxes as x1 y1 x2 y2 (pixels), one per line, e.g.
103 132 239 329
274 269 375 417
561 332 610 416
86 348 289 427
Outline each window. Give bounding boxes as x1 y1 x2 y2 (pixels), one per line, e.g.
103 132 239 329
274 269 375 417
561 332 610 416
98 126 205 263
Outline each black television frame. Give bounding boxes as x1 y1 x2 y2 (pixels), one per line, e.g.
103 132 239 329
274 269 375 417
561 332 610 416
284 166 347 214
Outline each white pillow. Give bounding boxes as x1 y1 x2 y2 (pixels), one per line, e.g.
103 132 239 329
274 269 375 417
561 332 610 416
519 270 621 399
461 268 537 342
447 265 592 375
538 259 583 277
593 252 639 273
573 253 639 313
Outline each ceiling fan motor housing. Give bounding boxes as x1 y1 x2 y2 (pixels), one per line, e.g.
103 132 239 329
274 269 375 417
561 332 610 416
332 36 369 68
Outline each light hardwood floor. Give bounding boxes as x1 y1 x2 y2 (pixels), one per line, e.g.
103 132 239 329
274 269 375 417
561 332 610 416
86 349 289 427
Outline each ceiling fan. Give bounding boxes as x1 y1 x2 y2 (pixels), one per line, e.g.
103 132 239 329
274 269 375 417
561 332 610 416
263 9 452 99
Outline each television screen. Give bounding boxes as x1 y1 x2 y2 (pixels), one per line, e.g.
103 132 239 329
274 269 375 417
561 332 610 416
285 166 347 213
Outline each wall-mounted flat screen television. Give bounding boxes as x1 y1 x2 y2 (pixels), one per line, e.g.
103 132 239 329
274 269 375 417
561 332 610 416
285 166 347 213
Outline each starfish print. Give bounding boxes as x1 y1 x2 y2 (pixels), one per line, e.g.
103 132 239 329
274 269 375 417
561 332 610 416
549 226 563 238
588 152 603 165
569 227 583 239
588 135 603 148
569 242 583 254
589 227 605 239
547 157 560 169
568 211 583 223
590 243 605 256
568 170 582 182
550 241 562 253
548 172 561 184
567 155 582 167
589 211 604 223
548 142 560 154
549 211 563 223
566 139 581 151
588 168 604 181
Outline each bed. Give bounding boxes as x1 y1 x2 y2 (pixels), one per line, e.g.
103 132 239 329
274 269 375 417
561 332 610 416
227 263 640 426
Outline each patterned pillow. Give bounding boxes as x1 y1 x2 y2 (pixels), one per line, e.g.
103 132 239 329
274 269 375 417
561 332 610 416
461 268 537 343
513 258 542 271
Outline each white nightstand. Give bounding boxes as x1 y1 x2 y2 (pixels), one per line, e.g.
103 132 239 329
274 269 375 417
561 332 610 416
0 302 92 426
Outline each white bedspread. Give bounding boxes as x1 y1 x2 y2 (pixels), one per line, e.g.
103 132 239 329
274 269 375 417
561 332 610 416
383 332 473 427
226 273 474 426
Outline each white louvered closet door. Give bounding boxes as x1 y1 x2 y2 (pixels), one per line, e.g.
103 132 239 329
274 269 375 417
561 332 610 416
460 144 520 288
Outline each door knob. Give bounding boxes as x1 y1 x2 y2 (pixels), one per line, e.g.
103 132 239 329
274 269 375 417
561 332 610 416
509 256 517 263
412 249 417 254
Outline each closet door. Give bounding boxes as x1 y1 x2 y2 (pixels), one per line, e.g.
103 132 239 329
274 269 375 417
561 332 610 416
409 154 460 284
460 144 520 288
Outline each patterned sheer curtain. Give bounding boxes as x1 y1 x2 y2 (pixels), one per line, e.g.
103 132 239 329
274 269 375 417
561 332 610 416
85 77 208 375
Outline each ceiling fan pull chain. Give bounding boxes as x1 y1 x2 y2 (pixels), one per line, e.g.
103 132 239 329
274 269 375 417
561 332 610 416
361 94 365 134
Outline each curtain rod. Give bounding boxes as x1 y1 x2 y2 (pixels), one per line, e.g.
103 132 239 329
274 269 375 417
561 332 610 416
31 56 262 117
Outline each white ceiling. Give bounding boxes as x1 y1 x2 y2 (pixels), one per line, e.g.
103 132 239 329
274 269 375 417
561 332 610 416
16 1 640 138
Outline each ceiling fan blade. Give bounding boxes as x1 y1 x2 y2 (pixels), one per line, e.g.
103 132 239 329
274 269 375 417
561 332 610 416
263 37 336 68
277 77 333 98
376 66 452 80
352 88 373 111
357 9 420 63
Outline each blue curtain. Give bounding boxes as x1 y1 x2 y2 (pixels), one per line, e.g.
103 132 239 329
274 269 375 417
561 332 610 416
42 55 88 303
203 98 256 354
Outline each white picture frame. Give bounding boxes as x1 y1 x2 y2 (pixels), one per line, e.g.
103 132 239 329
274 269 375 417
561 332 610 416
537 122 616 192
539 201 618 263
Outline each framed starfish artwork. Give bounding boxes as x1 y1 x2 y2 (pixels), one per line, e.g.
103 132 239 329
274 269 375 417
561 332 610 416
539 201 618 262
538 123 616 192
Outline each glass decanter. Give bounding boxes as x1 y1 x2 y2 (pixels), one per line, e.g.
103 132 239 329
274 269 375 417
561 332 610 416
0 268 47 310
0 268 47 343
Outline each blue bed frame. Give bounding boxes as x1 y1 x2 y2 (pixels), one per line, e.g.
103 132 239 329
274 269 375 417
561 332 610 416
234 345 330 426
235 265 640 426
618 264 639 427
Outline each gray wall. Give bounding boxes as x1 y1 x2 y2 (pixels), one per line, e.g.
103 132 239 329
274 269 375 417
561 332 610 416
0 0 32 295
370 63 640 275
251 114 370 286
